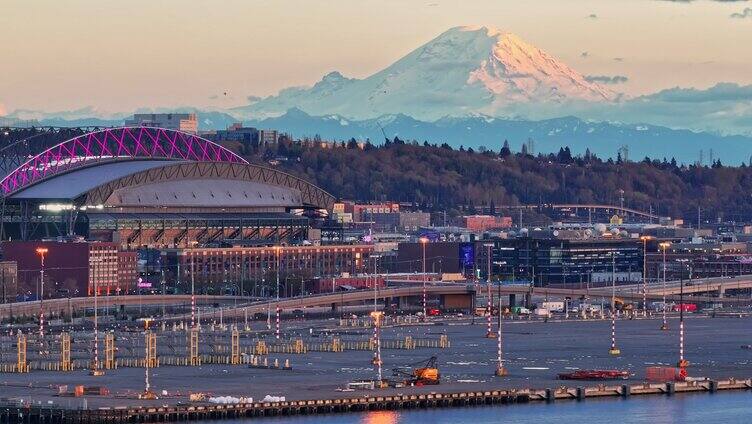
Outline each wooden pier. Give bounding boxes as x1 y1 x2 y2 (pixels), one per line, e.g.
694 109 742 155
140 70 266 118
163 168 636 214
0 377 750 423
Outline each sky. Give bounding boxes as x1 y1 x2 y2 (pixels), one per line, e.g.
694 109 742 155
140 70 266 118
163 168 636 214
1 0 752 115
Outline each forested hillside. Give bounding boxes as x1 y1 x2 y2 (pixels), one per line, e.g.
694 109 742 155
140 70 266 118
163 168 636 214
246 139 752 221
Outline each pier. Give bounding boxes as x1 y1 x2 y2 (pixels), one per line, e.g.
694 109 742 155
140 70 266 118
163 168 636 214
1 378 750 423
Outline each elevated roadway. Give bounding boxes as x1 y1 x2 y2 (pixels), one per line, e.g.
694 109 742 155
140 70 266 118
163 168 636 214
2 279 749 321
611 275 752 297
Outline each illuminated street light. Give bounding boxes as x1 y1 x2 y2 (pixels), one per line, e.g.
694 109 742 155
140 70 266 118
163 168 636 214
659 241 671 331
419 237 428 320
35 247 48 344
639 236 654 318
370 311 384 385
483 243 496 339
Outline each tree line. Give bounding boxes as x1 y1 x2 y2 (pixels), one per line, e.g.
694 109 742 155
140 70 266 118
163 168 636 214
242 137 752 222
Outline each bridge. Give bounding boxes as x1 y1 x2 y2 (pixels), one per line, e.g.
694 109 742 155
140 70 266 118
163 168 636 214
2 277 749 321
504 203 661 222
0 294 252 320
612 275 752 297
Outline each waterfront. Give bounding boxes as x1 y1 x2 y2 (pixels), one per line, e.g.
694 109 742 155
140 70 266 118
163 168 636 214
229 391 752 424
1 315 750 409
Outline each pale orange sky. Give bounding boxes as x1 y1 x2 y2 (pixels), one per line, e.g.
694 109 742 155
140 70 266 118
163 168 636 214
1 0 751 114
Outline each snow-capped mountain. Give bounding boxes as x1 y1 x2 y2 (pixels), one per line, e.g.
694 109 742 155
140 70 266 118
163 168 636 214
234 26 617 120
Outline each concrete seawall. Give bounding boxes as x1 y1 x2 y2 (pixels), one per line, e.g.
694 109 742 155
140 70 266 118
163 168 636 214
1 377 750 423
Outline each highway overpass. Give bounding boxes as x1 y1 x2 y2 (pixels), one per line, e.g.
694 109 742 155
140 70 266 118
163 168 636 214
2 279 749 321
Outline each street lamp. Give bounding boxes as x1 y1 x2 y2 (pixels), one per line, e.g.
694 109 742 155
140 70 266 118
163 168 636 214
370 311 384 386
419 237 428 320
609 252 620 356
189 241 198 329
640 236 653 318
35 247 48 340
483 243 496 339
659 241 671 330
676 259 691 371
275 246 282 340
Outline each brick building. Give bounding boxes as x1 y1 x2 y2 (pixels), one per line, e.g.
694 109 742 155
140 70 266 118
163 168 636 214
1 241 138 298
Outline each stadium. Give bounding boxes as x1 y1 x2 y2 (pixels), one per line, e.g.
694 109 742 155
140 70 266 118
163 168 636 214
0 127 334 249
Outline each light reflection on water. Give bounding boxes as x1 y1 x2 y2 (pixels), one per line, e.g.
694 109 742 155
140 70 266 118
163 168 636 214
219 392 752 424
361 410 400 424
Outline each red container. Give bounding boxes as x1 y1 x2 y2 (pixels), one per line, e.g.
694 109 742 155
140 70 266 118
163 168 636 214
646 366 685 382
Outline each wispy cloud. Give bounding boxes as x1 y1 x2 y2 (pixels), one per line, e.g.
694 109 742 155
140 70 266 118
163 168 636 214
642 82 752 102
585 75 629 84
658 0 748 3
730 7 752 18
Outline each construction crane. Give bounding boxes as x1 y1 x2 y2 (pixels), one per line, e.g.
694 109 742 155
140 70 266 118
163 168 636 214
391 356 440 386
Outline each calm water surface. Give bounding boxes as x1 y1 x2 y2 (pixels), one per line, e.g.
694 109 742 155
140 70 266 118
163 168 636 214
218 392 752 424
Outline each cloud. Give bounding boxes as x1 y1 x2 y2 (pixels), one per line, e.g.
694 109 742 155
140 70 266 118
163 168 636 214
640 82 752 103
658 0 748 3
731 7 752 17
585 75 629 84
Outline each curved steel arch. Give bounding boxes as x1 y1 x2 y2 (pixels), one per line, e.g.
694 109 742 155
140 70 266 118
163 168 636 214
82 161 335 210
0 127 247 196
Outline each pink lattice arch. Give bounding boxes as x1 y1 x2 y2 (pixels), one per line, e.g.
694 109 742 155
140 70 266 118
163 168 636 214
1 127 247 195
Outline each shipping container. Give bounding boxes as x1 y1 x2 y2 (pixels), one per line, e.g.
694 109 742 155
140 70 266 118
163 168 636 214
645 366 685 382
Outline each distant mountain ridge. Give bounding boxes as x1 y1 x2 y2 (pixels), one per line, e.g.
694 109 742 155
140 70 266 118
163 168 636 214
244 108 752 165
233 26 616 121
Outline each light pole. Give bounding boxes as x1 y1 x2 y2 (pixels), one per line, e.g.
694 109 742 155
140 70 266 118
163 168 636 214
659 241 671 330
419 237 428 320
189 242 198 329
275 246 281 340
676 259 691 372
35 247 48 341
609 252 620 356
495 270 508 376
640 236 653 318
91 251 104 376
484 242 496 338
370 311 384 386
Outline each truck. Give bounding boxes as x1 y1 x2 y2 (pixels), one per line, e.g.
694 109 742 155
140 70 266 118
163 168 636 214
673 303 697 312
511 306 531 315
542 301 565 312
534 308 551 318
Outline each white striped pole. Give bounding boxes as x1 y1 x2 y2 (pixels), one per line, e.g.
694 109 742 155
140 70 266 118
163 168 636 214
486 283 494 338
276 307 280 340
679 320 684 363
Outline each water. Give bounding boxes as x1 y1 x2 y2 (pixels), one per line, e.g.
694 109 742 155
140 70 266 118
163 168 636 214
219 392 752 423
